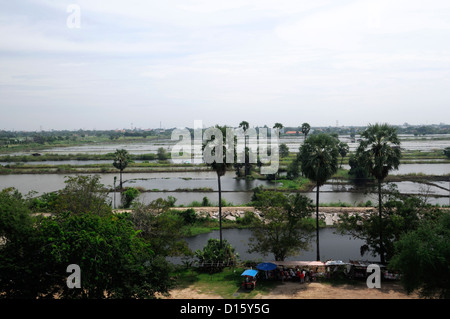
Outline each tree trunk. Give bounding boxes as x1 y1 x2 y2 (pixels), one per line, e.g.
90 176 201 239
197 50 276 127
378 180 385 264
316 182 320 261
119 169 123 190
218 173 223 247
244 136 249 177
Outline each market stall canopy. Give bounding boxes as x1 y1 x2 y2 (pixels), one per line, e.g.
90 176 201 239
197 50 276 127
256 263 277 271
269 261 325 267
349 260 386 268
325 260 348 266
241 269 258 277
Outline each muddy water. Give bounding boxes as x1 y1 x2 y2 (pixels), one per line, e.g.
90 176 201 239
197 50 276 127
6 134 450 157
169 228 378 264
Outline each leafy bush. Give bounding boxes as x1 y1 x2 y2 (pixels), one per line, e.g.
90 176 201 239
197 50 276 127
121 187 140 208
29 191 59 212
195 239 238 272
179 208 197 224
236 211 258 226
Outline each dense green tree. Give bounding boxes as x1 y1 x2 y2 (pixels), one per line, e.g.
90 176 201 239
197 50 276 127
389 212 449 299
37 212 173 298
29 191 59 212
348 152 373 185
356 123 401 263
0 189 173 299
130 199 191 257
195 238 238 272
299 133 339 261
55 175 112 216
286 157 300 179
337 189 442 262
279 143 289 158
113 149 130 189
249 191 315 261
0 188 42 298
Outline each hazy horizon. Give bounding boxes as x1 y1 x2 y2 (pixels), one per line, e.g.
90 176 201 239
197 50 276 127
1 1 450 131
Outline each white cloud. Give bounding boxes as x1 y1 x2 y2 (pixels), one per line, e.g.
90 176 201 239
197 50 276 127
1 0 450 129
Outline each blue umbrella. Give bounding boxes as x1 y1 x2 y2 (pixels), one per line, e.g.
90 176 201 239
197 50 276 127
241 269 258 277
256 262 277 271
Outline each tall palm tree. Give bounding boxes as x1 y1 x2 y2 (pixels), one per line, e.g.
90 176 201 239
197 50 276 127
299 133 339 261
203 125 232 247
239 121 250 176
301 123 311 140
356 123 401 264
113 149 130 189
273 122 283 132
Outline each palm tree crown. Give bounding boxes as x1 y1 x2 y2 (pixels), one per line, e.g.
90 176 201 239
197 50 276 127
356 123 401 264
357 123 401 181
299 134 339 186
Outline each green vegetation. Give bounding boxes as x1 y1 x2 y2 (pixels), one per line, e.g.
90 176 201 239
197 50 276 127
121 187 140 208
172 266 280 298
356 123 401 264
195 239 238 272
276 177 312 191
0 187 173 299
1 124 450 299
249 191 315 261
389 212 450 299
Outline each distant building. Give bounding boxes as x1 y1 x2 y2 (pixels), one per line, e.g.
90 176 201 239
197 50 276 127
285 131 298 135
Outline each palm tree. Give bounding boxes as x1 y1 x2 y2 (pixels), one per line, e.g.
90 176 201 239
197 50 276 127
273 122 283 132
356 123 401 264
299 133 339 261
203 125 232 247
239 121 250 176
113 149 130 189
301 123 311 140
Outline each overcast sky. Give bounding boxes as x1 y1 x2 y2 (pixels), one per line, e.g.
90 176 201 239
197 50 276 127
1 0 450 131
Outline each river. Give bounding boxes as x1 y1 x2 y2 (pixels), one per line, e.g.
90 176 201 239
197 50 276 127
169 228 378 264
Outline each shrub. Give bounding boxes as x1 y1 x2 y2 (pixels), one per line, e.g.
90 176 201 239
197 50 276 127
121 187 140 208
179 208 197 225
195 239 238 272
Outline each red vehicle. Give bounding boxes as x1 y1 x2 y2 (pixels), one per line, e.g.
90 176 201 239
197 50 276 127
241 269 258 290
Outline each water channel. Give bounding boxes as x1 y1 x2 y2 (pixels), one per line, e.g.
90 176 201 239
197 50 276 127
1 137 448 264
6 134 450 157
169 228 378 264
0 169 448 206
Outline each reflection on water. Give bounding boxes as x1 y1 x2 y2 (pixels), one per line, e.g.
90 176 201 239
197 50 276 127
124 171 277 192
0 171 447 206
6 134 450 157
341 163 450 175
169 228 378 264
